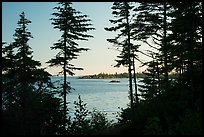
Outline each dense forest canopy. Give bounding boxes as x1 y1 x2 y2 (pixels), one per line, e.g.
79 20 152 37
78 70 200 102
2 2 202 135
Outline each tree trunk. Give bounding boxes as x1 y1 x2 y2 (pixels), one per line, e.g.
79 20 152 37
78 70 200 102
132 55 139 104
63 30 67 131
189 11 195 104
124 2 134 110
156 60 161 94
163 2 169 90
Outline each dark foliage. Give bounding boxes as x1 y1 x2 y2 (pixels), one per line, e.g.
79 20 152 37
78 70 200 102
2 12 64 135
47 2 95 131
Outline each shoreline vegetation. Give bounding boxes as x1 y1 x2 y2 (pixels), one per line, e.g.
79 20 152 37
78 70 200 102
78 72 179 79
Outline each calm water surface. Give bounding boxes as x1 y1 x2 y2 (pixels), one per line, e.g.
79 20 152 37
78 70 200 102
51 76 142 122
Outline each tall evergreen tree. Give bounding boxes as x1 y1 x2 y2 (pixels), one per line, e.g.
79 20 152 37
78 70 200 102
105 2 140 110
47 2 95 131
2 42 17 109
138 53 161 101
12 12 51 107
133 2 173 96
168 2 202 103
2 12 63 135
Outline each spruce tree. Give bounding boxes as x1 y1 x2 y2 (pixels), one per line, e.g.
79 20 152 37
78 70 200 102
47 2 95 131
105 2 140 110
2 12 62 135
2 42 17 109
133 2 173 96
139 53 161 101
12 12 52 106
168 2 202 103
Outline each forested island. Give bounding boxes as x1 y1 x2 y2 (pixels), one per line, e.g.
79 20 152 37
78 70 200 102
79 72 130 79
78 72 179 79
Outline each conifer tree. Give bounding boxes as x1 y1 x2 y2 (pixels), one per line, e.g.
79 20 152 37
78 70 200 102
2 12 50 108
70 95 91 135
2 12 62 135
139 53 161 101
12 12 51 106
168 2 202 103
133 2 173 96
2 42 21 120
105 2 140 110
113 2 202 134
47 2 94 131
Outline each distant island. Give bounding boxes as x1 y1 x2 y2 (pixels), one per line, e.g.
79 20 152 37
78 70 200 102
78 72 146 79
78 72 178 79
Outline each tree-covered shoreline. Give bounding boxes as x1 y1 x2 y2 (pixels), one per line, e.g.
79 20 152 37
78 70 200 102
78 72 179 79
78 72 129 79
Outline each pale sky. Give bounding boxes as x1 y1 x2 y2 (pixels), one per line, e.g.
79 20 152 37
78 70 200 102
2 2 150 76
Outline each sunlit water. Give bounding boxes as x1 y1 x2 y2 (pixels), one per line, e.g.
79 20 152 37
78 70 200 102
51 76 142 122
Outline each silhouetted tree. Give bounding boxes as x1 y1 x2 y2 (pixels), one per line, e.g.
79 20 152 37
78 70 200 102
105 2 140 110
2 12 64 135
47 2 95 131
133 2 173 93
2 42 17 110
118 2 202 135
139 54 161 101
69 95 91 135
168 2 202 102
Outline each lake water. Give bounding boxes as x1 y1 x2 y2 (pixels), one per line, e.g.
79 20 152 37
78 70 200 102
51 76 141 122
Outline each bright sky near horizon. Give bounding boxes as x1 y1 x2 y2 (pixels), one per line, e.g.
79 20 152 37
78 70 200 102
2 2 150 76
